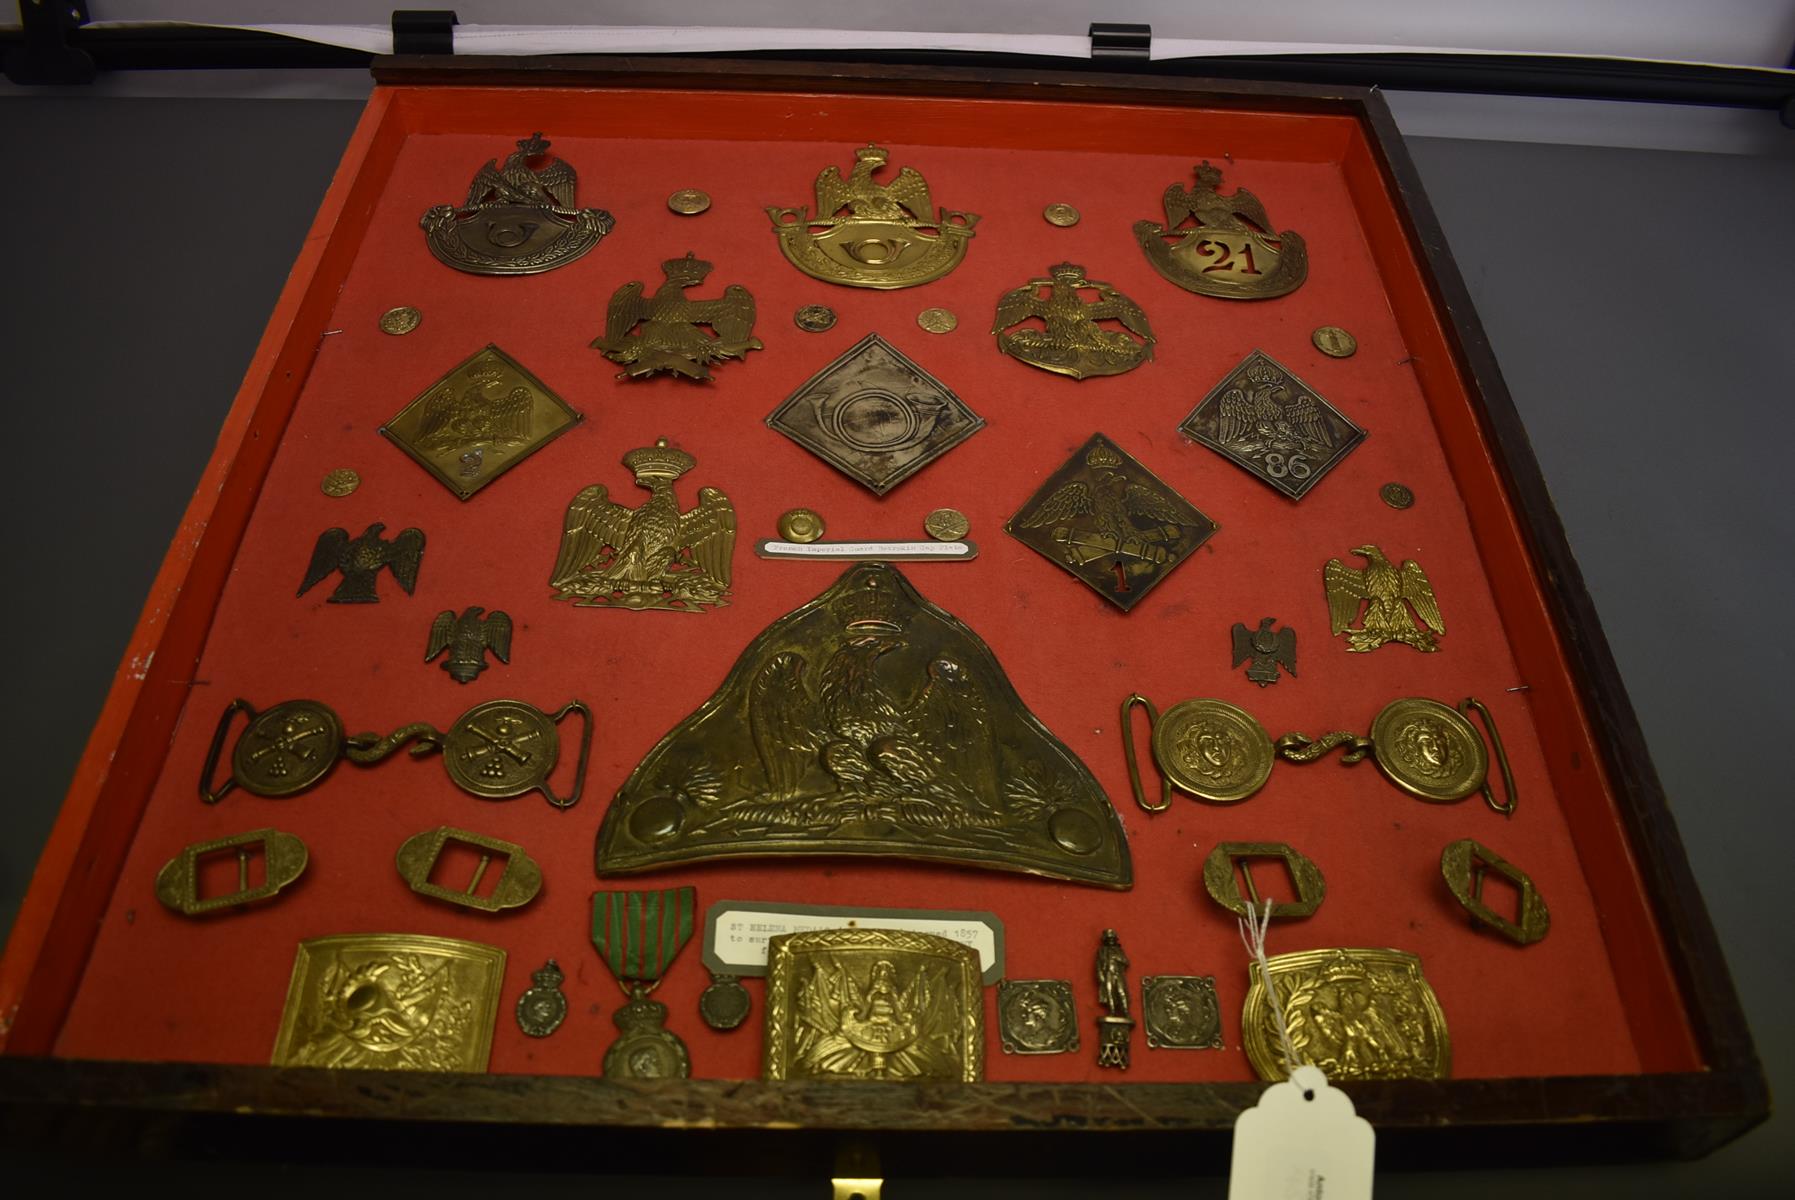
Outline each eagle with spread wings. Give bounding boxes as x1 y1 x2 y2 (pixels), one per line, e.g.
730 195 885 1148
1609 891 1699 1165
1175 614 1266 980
592 253 763 381
549 444 735 612
298 523 424 604
464 132 578 210
1162 161 1273 234
1324 545 1445 652
991 265 1155 378
1215 381 1332 454
814 144 934 224
415 383 533 454
1021 465 1189 548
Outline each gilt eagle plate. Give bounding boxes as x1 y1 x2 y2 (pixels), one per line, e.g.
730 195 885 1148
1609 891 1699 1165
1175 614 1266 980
381 345 581 501
595 562 1132 887
1006 433 1218 612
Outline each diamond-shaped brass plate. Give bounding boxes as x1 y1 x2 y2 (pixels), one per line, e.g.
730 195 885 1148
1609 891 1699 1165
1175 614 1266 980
765 333 983 495
381 344 581 501
1179 349 1364 500
1005 433 1218 612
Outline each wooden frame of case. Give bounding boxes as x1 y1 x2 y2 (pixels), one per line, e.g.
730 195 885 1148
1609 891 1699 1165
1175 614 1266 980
0 57 1766 1174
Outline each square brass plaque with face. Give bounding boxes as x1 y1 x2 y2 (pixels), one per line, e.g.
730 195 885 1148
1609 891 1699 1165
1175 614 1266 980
765 332 983 495
1179 349 1364 500
1006 432 1218 612
381 344 582 500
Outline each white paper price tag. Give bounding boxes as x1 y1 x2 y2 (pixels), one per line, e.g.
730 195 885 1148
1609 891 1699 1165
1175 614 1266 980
1228 1065 1375 1200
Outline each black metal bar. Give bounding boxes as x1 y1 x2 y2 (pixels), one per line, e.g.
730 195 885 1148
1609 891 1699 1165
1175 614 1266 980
1089 23 1151 60
0 22 1789 115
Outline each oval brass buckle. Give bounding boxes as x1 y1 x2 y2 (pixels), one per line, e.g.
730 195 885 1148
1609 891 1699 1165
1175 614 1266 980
344 699 593 809
1120 694 1275 810
1441 837 1549 944
395 826 543 913
1201 841 1326 919
154 828 309 916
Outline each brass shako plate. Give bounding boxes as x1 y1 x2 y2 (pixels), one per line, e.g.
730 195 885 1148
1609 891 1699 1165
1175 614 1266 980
1151 699 1273 803
1134 160 1307 300
380 344 582 502
1180 350 1365 501
762 927 984 1081
768 144 978 289
1241 948 1450 1082
272 933 506 1070
993 263 1154 380
596 562 1132 888
766 332 984 496
1368 698 1487 802
1006 433 1218 613
591 252 763 381
421 132 613 276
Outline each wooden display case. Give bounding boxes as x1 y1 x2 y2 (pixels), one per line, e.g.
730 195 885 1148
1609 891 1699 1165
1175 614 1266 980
0 58 1767 1175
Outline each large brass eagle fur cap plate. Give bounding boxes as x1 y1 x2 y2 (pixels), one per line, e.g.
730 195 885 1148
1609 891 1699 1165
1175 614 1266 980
596 563 1132 887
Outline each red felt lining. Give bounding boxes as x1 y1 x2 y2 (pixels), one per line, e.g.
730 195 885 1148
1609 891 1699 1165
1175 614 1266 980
42 85 1694 1083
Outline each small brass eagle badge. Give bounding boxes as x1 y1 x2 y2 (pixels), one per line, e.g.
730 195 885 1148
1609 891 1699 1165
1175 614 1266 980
1324 545 1445 652
549 439 735 612
426 606 513 683
298 523 424 604
590 252 762 381
992 263 1155 380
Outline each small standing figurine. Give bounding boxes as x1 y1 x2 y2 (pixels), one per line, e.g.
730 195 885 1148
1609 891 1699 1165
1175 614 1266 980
425 606 513 683
298 523 424 604
590 251 762 381
1095 928 1135 1070
1232 617 1297 686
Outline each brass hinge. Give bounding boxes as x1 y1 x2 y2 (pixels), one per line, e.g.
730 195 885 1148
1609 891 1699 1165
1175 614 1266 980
833 1136 882 1200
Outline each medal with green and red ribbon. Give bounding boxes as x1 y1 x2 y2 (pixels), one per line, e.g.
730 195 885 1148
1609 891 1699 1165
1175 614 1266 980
591 887 696 1079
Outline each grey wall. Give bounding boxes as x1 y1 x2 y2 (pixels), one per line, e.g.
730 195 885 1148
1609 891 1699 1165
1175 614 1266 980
1 93 1790 1195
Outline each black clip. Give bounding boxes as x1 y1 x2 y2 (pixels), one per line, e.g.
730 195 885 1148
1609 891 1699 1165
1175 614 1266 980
392 9 459 56
1089 23 1152 60
3 0 96 85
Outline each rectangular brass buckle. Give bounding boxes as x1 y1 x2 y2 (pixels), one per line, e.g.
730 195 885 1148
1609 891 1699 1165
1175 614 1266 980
154 828 308 916
396 826 542 913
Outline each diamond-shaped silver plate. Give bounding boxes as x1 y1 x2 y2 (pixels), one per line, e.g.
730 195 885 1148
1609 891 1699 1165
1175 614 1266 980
765 333 984 495
1179 349 1365 500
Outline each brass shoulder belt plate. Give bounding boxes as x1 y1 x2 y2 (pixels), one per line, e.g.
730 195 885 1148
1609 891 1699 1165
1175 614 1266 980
762 927 984 1082
272 933 506 1070
596 562 1132 888
1241 948 1449 1082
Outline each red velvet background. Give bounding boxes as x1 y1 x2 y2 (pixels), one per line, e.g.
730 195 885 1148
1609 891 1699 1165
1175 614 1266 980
55 105 1648 1083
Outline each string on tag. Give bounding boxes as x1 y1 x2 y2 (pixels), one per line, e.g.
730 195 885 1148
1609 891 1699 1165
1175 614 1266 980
1237 897 1301 1081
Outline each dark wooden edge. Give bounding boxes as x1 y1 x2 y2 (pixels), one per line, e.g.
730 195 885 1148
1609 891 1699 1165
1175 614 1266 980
0 1058 1768 1171
1 54 1767 1163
